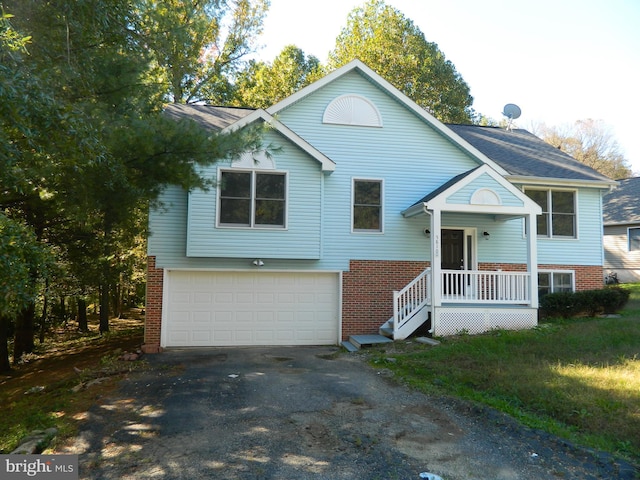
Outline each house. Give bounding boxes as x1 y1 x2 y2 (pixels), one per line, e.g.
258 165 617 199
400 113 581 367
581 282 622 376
603 177 640 283
141 60 614 352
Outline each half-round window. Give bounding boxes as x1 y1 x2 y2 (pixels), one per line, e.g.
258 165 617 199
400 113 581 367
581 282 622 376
322 94 382 127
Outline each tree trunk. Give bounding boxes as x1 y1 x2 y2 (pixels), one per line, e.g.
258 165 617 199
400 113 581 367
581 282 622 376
13 302 35 362
59 296 66 324
0 316 11 373
99 284 109 333
77 297 88 332
39 289 48 343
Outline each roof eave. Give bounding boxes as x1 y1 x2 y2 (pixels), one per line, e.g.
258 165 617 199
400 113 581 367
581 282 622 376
506 175 617 189
222 109 336 173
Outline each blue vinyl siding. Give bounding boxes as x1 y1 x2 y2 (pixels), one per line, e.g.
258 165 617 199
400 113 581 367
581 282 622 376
186 129 323 259
535 187 604 265
274 70 482 269
149 69 605 273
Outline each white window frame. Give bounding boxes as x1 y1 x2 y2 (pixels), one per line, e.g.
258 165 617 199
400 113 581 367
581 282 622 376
538 269 575 296
216 168 288 229
524 187 578 239
351 178 384 234
628 227 640 252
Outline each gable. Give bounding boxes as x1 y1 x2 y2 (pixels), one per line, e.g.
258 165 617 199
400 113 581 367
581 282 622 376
446 172 524 208
402 164 541 218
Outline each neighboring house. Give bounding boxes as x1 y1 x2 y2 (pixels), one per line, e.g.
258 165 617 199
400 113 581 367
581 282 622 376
603 177 640 283
142 60 614 352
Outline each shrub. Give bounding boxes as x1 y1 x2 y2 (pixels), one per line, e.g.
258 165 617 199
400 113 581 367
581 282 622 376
539 291 581 318
539 287 630 319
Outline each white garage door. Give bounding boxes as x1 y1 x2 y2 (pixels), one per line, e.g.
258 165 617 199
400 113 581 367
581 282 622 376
164 271 340 347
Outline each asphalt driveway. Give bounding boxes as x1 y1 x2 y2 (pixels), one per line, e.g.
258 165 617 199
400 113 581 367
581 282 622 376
62 346 637 479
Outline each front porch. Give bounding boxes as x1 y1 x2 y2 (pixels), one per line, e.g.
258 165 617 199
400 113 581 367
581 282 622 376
382 267 537 340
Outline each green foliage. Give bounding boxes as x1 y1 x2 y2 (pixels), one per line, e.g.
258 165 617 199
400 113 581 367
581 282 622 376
540 287 630 319
135 0 270 104
328 0 473 124
0 214 51 318
1 0 267 338
232 45 325 108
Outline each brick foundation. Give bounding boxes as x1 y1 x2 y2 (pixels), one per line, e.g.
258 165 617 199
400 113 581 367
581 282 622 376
142 256 163 353
342 260 429 339
142 257 604 348
539 264 604 291
341 261 603 339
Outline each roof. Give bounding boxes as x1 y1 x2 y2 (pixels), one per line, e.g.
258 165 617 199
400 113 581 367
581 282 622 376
413 167 479 205
163 104 336 172
163 104 254 130
447 125 613 184
603 177 640 225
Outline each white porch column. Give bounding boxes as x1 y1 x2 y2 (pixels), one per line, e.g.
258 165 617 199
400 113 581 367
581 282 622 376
431 208 442 307
525 213 539 308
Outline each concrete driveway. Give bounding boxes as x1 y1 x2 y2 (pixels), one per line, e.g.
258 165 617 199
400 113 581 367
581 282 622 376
62 346 636 479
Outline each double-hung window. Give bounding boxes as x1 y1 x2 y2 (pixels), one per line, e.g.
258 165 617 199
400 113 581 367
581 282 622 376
353 179 382 232
538 271 574 297
629 227 640 251
525 188 576 238
219 170 286 228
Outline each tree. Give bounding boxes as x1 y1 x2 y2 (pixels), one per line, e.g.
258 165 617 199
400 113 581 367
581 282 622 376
328 0 473 124
232 45 324 108
2 0 266 346
534 120 632 180
0 214 51 371
135 0 270 104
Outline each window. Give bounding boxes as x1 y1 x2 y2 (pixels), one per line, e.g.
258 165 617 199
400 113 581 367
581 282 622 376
525 189 576 238
219 170 286 227
538 271 574 297
629 228 640 251
353 179 382 232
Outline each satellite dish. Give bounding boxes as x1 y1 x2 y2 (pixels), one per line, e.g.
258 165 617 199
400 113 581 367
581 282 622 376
502 103 522 120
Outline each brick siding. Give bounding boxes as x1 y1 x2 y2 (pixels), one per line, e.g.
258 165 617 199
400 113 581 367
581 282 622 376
341 261 603 339
142 256 163 353
342 260 429 339
142 257 603 348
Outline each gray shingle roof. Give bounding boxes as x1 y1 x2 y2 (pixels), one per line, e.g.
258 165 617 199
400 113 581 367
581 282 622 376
164 105 613 186
163 104 255 131
447 125 612 183
603 177 640 225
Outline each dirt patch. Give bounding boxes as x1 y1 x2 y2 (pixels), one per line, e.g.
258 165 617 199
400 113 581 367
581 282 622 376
0 315 146 453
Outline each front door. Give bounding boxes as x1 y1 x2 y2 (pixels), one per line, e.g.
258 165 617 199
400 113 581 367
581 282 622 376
442 229 465 296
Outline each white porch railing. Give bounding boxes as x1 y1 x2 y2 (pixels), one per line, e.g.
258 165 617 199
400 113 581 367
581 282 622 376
441 270 531 304
392 268 431 334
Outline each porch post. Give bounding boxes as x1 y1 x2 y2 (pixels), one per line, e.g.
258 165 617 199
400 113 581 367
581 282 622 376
526 213 538 308
431 208 442 307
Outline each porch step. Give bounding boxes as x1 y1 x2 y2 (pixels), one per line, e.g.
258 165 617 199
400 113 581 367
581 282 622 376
342 334 392 352
379 326 393 337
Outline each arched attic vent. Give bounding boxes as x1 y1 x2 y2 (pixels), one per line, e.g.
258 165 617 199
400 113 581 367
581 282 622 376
322 94 382 127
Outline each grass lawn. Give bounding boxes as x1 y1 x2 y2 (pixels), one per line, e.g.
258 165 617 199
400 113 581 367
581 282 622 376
369 283 640 465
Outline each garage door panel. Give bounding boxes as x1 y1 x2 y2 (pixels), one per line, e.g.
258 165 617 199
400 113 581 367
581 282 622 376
164 271 339 347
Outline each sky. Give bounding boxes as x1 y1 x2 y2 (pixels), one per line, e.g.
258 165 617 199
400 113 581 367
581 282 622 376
252 0 640 175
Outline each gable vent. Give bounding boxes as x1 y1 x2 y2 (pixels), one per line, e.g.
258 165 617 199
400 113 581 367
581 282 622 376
471 188 502 206
323 94 382 127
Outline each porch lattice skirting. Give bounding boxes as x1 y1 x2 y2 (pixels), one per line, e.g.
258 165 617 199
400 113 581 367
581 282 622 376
432 306 537 336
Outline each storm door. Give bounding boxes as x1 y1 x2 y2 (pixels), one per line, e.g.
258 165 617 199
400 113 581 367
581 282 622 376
442 229 465 296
